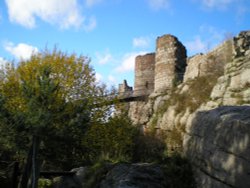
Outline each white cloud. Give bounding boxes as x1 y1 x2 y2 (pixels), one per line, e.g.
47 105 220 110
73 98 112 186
95 72 103 82
0 12 2 23
83 16 97 32
200 0 235 9
85 0 103 7
5 0 93 30
95 73 117 87
4 42 38 60
185 25 226 55
96 50 113 65
0 57 8 67
133 37 150 48
115 52 147 73
108 75 117 84
185 36 207 54
148 0 169 10
199 25 224 42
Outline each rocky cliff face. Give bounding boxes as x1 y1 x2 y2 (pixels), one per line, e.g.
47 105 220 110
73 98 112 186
126 31 250 188
184 106 250 188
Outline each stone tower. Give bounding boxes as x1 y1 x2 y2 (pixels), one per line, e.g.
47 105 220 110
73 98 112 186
134 53 155 96
154 34 187 93
118 80 133 97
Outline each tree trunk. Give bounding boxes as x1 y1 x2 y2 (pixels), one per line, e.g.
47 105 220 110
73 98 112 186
11 161 19 188
31 135 41 188
19 135 41 188
19 142 33 188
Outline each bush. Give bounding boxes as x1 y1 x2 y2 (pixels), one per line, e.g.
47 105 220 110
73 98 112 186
133 131 166 163
82 116 138 163
38 178 52 188
165 126 184 155
172 75 219 113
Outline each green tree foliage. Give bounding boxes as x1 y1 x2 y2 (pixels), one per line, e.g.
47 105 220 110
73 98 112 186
0 49 114 171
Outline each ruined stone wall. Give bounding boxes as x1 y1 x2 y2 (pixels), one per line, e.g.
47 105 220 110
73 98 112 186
134 53 155 96
118 80 133 97
154 34 187 93
184 39 234 82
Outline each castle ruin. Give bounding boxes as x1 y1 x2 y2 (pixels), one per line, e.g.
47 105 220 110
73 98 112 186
119 34 188 96
119 33 234 97
118 31 250 188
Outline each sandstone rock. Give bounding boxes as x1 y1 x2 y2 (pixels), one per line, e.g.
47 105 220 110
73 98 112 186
52 163 168 188
210 43 250 106
153 94 169 112
71 167 88 186
129 101 153 125
158 106 176 130
184 106 250 188
210 76 229 101
179 109 191 127
233 31 250 57
100 163 168 188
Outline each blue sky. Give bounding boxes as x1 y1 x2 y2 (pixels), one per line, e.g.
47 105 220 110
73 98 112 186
0 0 249 88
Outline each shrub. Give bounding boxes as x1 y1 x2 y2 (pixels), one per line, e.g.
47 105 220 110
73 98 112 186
165 73 221 115
133 132 166 162
82 116 138 163
38 178 52 188
165 125 184 155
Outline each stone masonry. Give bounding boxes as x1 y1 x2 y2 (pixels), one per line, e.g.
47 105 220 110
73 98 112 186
118 80 133 98
134 53 155 96
154 34 187 93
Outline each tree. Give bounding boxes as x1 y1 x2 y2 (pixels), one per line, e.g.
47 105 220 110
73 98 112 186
0 49 114 187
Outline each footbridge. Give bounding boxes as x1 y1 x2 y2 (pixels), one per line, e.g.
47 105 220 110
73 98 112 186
95 89 150 107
